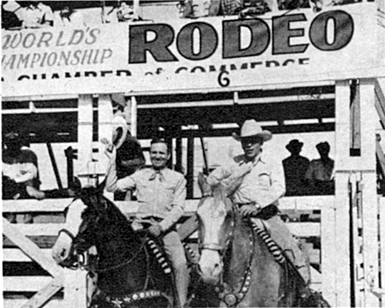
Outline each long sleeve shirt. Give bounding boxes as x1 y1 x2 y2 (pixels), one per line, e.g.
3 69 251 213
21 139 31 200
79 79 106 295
106 163 186 231
2 148 40 187
207 153 285 208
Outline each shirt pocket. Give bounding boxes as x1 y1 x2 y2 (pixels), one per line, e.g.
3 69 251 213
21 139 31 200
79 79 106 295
257 172 271 190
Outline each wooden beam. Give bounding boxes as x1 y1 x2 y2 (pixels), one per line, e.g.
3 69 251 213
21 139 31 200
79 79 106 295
62 268 88 308
21 275 63 308
77 95 93 185
359 79 379 307
334 80 352 307
187 134 194 199
2 219 63 277
2 196 333 213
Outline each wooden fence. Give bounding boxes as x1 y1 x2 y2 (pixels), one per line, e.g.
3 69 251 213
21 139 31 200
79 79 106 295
2 195 384 307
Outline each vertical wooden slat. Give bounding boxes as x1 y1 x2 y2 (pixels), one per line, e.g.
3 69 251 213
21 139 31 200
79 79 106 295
130 96 138 137
187 134 194 199
97 94 113 174
77 95 93 186
360 79 379 307
380 198 385 307
334 80 352 307
321 200 336 307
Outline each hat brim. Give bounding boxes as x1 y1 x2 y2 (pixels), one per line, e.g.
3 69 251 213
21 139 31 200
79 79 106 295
112 116 128 149
232 131 272 142
286 142 303 150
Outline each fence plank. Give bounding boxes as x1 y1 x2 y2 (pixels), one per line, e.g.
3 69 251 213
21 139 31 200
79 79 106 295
3 277 59 292
21 275 63 308
8 224 64 236
2 196 333 213
3 219 63 278
3 248 53 262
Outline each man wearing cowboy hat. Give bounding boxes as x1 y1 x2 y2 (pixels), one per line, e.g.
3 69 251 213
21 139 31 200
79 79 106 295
207 119 311 292
283 139 310 196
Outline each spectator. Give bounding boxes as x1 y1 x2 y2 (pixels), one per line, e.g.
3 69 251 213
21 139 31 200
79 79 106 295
239 0 270 17
305 142 334 195
282 139 310 196
55 5 85 27
18 0 53 28
2 1 22 29
2 131 43 223
106 1 141 23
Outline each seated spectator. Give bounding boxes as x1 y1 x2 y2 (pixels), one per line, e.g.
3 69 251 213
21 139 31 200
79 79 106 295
278 0 310 10
282 139 310 196
305 142 334 195
239 0 271 18
2 131 44 201
106 1 141 23
2 1 22 29
2 131 43 223
55 5 85 27
177 0 222 18
17 0 53 28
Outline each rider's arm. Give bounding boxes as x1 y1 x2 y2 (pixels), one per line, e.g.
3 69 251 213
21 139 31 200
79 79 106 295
105 158 136 192
159 175 187 231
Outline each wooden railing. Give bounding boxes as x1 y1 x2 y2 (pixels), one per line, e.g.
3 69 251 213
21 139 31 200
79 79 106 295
3 195 335 308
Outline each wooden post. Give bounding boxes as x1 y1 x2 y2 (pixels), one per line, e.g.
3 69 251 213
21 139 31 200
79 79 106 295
359 79 379 307
176 135 183 173
97 94 113 174
63 268 88 308
187 134 194 199
334 80 352 307
321 199 336 306
130 96 138 137
77 95 94 187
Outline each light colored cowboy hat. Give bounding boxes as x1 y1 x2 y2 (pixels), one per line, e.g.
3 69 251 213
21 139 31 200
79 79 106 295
112 114 129 149
232 119 272 142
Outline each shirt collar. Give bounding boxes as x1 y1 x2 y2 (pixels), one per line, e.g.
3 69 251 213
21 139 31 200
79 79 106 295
239 153 264 166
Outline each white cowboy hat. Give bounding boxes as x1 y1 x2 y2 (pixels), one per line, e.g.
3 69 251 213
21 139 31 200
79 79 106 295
112 114 129 149
232 119 272 142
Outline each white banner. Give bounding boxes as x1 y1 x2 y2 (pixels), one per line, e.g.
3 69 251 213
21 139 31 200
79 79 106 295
2 3 383 97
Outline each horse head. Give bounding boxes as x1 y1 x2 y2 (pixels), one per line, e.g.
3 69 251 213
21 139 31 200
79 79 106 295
52 182 109 267
196 173 235 285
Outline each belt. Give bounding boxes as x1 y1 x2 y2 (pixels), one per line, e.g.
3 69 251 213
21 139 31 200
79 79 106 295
237 203 279 220
140 216 163 223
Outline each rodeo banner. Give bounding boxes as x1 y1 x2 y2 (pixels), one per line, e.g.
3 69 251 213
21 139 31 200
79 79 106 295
2 3 383 97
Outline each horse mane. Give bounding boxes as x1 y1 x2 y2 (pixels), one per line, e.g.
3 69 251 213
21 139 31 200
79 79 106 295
79 185 134 234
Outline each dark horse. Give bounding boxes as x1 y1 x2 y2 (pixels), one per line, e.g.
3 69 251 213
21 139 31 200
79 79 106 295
52 184 182 308
195 173 329 307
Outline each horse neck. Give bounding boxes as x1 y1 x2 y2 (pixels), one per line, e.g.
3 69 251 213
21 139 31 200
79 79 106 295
224 214 253 286
95 204 140 258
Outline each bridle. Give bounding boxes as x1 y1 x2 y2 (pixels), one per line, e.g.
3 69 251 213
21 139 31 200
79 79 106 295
199 196 256 308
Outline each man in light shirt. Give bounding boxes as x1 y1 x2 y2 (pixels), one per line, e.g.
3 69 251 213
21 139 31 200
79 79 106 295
105 138 188 308
207 119 311 292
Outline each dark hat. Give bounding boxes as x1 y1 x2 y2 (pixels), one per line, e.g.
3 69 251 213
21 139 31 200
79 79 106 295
316 141 330 151
286 139 303 151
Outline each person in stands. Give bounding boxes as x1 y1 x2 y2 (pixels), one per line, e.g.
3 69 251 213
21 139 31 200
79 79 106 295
105 138 188 308
305 141 335 195
282 139 310 196
18 1 54 28
207 119 312 299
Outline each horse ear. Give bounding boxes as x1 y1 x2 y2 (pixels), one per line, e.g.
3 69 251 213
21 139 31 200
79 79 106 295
198 172 212 197
97 178 107 194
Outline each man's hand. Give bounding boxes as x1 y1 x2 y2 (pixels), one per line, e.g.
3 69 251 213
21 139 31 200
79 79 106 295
148 223 163 237
240 204 260 217
102 139 116 161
